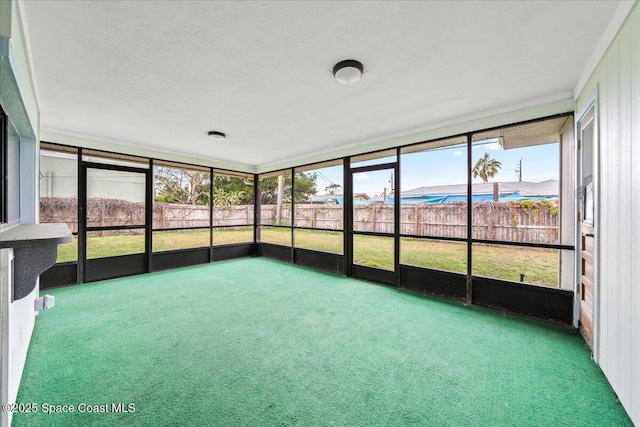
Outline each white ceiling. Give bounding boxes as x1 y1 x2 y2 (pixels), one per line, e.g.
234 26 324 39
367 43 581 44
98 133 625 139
22 1 620 170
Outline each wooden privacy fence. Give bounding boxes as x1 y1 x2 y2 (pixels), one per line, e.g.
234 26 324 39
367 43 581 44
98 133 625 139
40 197 254 232
41 197 559 244
263 201 559 244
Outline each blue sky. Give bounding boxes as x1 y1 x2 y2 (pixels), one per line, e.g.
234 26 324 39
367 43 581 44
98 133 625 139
309 139 560 197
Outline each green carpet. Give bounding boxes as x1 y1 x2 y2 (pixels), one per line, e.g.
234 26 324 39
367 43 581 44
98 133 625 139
15 258 631 426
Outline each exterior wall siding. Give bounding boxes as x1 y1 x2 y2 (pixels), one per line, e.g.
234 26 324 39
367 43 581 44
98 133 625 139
575 3 639 424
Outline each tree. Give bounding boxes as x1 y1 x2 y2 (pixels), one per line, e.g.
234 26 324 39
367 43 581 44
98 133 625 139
260 172 317 204
213 175 254 206
154 168 255 206
154 167 210 205
325 183 342 195
472 153 502 183
154 168 317 206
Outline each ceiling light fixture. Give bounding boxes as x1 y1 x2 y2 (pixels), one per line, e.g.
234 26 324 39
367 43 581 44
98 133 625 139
333 59 364 84
208 131 226 141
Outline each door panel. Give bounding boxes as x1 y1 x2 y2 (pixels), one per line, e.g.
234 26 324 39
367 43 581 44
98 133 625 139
350 164 398 282
578 107 596 349
353 234 394 271
83 165 149 282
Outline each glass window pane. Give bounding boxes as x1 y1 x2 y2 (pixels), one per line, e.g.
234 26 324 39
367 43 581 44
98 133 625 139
213 226 254 245
153 229 210 252
472 243 559 287
259 171 292 226
353 235 394 271
400 238 466 274
213 172 254 226
87 168 145 227
400 140 467 238
154 165 210 228
471 119 561 245
353 169 394 233
259 226 291 246
294 229 343 254
294 162 343 230
87 230 145 259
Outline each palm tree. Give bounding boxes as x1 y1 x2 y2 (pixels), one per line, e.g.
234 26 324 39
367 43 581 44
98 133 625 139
473 153 502 183
325 183 342 195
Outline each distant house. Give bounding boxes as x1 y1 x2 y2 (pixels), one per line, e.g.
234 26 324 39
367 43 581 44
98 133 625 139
364 180 559 204
309 193 370 205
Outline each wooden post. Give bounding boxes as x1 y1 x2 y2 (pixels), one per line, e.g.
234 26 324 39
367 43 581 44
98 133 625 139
414 204 419 234
312 205 317 228
100 203 104 236
372 206 377 232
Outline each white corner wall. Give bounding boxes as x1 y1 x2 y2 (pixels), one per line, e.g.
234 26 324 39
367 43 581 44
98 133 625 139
0 1 41 426
575 3 639 424
0 249 37 427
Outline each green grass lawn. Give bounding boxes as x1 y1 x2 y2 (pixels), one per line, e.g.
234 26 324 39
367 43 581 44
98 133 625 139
57 227 559 287
57 228 254 262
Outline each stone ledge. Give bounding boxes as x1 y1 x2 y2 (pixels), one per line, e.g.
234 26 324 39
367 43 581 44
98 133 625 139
0 223 72 301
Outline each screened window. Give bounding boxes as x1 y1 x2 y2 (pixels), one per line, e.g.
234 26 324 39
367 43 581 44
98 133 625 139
400 138 467 238
259 170 292 226
472 243 562 288
469 116 570 287
213 226 253 245
400 238 466 274
87 168 145 227
471 120 562 245
294 160 343 230
153 162 210 229
40 144 78 263
294 229 342 254
259 226 291 246
213 171 254 227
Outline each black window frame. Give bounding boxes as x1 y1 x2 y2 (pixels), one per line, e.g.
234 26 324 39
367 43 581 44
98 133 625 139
1 106 7 224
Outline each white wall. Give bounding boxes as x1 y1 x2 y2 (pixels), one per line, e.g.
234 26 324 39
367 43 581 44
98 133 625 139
0 249 37 427
0 1 41 426
575 3 639 424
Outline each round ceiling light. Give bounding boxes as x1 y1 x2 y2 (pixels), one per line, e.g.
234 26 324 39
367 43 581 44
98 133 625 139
208 131 226 141
333 59 364 84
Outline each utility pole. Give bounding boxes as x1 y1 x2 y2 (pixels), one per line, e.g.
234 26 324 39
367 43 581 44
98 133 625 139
515 158 522 181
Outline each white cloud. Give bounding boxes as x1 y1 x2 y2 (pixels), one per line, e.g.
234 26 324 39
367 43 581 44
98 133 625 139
473 138 502 151
355 173 369 180
453 150 463 156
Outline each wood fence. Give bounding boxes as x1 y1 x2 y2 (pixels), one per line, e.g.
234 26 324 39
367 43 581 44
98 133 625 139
40 198 254 232
263 202 559 244
41 197 558 244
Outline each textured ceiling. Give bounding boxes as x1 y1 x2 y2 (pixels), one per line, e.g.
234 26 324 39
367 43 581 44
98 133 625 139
22 1 619 169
